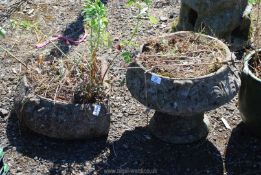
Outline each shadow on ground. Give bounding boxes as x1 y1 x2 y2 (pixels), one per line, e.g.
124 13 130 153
225 123 261 175
46 0 110 59
7 113 224 175
6 112 108 174
47 13 85 59
95 127 223 175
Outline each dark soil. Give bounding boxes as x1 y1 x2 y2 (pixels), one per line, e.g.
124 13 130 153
1 0 261 175
139 32 225 78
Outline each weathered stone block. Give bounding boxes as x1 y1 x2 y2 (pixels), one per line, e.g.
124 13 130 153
174 0 252 50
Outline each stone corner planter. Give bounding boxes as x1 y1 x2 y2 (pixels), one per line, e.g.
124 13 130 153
239 48 261 137
126 31 241 144
13 76 110 140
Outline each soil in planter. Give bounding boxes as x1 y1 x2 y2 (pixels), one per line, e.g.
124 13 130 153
24 57 106 104
138 33 227 78
249 51 261 79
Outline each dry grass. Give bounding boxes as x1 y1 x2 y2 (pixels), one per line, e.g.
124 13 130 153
138 32 227 78
249 52 261 78
24 55 105 103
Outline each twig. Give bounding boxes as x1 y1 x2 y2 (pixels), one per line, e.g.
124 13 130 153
181 50 213 55
0 45 28 69
101 52 121 82
53 70 69 104
44 77 55 97
142 54 199 59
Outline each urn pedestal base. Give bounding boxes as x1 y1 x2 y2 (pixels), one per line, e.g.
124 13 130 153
149 112 210 144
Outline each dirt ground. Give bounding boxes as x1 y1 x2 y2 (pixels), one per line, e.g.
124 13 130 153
1 0 261 175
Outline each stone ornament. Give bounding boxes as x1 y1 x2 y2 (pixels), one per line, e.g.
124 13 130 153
174 0 252 50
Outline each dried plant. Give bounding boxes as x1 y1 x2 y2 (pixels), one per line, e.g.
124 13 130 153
22 0 111 103
2 0 155 103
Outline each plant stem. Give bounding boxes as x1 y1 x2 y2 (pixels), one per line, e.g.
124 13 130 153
101 10 142 82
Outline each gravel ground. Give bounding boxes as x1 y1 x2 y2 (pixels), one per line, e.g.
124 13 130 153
1 0 261 175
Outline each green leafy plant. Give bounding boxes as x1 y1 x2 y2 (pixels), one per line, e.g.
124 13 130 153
249 0 261 5
3 0 155 104
10 19 39 31
20 20 33 30
4 0 112 104
83 0 110 85
56 0 112 103
98 0 158 85
99 0 157 84
119 0 157 63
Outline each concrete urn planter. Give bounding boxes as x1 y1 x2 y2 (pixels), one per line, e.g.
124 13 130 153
126 32 240 144
239 49 261 137
14 76 110 140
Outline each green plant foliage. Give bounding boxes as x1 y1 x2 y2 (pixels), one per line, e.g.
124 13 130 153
10 19 39 31
0 27 6 37
122 51 132 63
119 0 157 63
249 0 261 5
20 20 33 30
83 0 110 51
82 0 111 86
148 15 158 25
10 19 18 29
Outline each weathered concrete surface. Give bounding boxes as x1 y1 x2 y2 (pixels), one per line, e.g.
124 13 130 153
127 62 240 116
126 32 241 144
14 77 110 140
239 49 261 137
149 112 209 144
174 0 252 50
